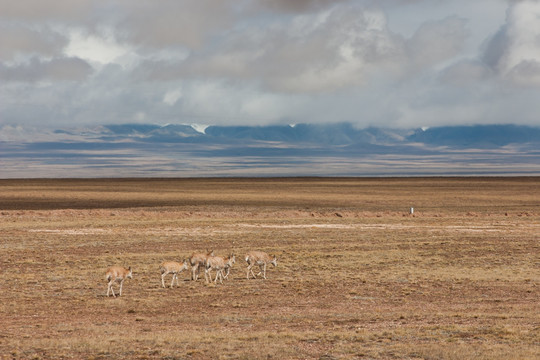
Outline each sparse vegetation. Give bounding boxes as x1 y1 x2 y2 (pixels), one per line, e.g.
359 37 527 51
0 177 538 359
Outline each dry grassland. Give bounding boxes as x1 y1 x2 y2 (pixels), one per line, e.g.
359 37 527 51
0 177 539 359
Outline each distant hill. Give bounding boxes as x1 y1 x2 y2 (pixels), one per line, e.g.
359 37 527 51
4 122 539 149
205 123 370 144
94 123 413 146
104 124 162 135
407 125 540 148
93 123 540 149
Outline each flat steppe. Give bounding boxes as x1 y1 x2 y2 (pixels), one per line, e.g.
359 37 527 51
0 177 538 359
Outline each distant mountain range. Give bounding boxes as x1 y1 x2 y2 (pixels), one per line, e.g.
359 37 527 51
408 125 540 148
95 122 408 145
1 123 539 177
54 122 540 148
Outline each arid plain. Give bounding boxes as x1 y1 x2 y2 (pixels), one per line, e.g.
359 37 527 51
0 177 538 359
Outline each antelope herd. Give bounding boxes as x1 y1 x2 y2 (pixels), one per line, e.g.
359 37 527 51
105 250 277 297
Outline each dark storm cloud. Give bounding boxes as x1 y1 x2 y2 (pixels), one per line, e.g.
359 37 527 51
406 16 469 68
0 1 95 20
115 0 236 50
481 26 509 69
138 4 404 93
0 23 68 61
0 57 93 82
507 60 540 86
254 0 343 13
439 60 493 85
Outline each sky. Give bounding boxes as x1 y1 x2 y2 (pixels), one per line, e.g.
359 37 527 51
1 0 540 130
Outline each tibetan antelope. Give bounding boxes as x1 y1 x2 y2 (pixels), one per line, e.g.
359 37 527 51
245 251 277 279
105 266 132 297
159 259 189 288
189 250 214 281
205 254 235 284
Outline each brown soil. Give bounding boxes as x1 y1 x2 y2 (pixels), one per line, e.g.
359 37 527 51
0 177 538 359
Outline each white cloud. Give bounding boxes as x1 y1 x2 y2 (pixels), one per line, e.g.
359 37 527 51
503 0 540 71
481 0 540 85
64 30 130 65
163 89 183 106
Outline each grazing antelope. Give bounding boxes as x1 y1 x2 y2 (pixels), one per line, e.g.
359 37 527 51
222 252 237 280
245 251 277 279
205 254 235 284
159 259 189 288
189 250 214 281
106 266 132 297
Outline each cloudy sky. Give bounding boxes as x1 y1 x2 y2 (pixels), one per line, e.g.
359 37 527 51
1 0 540 130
